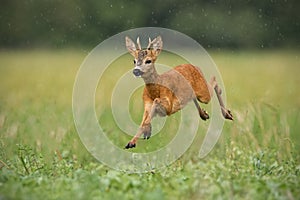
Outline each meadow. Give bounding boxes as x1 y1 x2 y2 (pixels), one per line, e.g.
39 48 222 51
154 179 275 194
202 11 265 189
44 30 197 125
0 49 299 199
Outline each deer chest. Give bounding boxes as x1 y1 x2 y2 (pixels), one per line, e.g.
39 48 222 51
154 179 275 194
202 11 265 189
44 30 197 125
145 84 162 100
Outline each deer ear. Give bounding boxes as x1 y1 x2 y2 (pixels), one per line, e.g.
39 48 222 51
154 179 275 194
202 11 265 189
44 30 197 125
152 36 163 56
125 36 137 56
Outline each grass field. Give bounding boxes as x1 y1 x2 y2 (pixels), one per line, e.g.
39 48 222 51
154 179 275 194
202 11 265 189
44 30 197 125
0 49 299 199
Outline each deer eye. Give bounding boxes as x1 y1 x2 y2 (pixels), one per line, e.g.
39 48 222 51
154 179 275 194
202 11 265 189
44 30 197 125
145 60 152 64
133 60 136 64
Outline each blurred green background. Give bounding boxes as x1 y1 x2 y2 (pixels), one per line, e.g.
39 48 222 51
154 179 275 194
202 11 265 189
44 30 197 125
0 0 299 49
0 1 300 199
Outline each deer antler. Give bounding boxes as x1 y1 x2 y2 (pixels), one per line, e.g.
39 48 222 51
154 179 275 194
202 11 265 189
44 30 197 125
147 37 153 49
136 37 142 50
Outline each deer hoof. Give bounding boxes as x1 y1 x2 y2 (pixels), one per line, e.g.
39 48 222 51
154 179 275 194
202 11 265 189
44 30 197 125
125 142 136 149
143 132 151 140
142 124 152 140
200 109 210 121
221 107 233 120
225 109 233 120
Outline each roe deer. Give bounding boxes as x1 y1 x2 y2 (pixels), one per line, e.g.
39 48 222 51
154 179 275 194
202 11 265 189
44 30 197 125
125 36 233 149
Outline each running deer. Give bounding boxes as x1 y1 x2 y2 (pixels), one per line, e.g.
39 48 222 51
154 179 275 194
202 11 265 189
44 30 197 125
125 36 233 149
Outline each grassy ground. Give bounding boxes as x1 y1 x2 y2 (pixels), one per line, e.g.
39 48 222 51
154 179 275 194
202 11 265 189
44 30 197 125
0 49 299 199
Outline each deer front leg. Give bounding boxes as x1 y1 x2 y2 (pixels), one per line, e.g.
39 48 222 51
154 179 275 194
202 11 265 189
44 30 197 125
125 102 154 149
143 98 170 138
125 98 169 149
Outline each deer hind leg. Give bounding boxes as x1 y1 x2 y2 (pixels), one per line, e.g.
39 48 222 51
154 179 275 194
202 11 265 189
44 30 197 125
210 76 233 120
193 80 211 121
193 99 209 120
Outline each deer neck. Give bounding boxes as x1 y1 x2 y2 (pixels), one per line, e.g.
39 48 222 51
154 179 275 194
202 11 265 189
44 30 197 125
143 66 160 84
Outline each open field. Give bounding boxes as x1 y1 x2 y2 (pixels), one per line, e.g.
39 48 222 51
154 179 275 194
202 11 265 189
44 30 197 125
0 49 299 199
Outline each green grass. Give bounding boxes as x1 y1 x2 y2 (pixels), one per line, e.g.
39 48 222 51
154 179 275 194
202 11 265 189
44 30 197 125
0 49 299 199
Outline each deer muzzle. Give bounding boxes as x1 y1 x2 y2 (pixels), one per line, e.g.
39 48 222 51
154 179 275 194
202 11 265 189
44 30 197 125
133 67 144 77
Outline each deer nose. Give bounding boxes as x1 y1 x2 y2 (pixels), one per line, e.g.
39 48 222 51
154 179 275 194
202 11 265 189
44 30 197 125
133 68 143 77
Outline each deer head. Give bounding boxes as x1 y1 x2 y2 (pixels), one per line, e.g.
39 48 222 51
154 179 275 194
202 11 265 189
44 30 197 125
125 36 163 78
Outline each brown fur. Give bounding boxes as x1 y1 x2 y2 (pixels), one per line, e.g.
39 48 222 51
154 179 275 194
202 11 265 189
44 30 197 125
142 64 210 115
124 36 233 149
